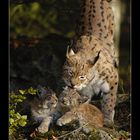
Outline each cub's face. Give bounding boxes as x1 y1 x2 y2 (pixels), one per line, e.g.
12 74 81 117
31 93 58 123
32 93 58 110
43 94 58 109
59 87 88 107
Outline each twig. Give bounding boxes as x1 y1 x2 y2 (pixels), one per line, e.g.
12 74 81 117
56 123 89 139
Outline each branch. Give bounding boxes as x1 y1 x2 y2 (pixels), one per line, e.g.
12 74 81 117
56 123 88 139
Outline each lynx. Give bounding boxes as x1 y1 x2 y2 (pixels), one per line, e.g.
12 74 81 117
63 0 118 126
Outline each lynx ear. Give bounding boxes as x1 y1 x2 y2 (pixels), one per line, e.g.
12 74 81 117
36 85 47 99
88 51 101 66
66 45 75 58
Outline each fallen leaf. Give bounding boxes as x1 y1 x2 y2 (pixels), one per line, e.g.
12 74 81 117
30 131 37 137
52 135 58 140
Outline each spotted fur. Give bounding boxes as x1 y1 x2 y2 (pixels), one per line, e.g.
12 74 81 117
76 0 114 41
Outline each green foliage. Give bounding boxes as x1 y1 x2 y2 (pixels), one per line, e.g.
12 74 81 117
119 130 131 139
9 110 27 135
89 130 101 140
10 0 82 38
9 87 38 136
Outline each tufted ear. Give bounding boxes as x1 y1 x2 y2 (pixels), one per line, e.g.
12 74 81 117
36 85 47 99
87 51 101 66
66 45 75 58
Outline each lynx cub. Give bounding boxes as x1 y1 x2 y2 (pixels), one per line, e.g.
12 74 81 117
57 103 103 133
30 86 62 133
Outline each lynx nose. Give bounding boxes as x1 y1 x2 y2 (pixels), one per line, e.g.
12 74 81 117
66 81 72 87
61 97 66 104
71 79 76 87
70 82 74 88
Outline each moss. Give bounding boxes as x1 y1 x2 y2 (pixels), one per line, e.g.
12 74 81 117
89 131 101 140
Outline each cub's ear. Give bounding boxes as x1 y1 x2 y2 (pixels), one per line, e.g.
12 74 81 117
87 51 101 66
66 45 75 58
52 94 57 98
36 85 47 99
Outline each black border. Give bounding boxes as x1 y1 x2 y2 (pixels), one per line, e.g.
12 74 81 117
0 0 9 139
0 0 137 139
132 0 140 139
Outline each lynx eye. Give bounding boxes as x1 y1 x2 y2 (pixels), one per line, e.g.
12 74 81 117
50 102 54 105
69 71 73 76
79 76 86 80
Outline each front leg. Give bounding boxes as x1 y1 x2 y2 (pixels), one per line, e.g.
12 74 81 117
36 116 52 133
101 91 117 127
57 111 77 126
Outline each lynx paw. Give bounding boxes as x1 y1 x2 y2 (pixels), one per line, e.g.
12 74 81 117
56 119 64 126
103 110 115 127
103 118 114 128
36 124 49 133
82 127 92 134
